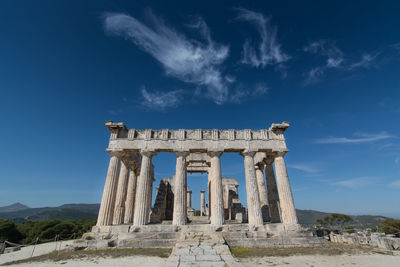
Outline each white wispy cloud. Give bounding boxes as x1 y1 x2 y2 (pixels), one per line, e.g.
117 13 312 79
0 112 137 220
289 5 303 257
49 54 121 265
303 40 381 84
141 87 183 110
288 163 320 174
331 176 378 188
303 40 344 83
314 132 394 144
229 83 268 104
395 156 400 166
236 8 289 68
103 12 230 104
390 180 400 187
348 52 380 70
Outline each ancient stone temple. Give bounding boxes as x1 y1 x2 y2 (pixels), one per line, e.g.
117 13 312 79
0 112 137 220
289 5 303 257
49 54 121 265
81 121 321 251
96 121 298 228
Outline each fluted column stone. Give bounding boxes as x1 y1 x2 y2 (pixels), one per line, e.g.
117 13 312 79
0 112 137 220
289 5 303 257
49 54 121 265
97 150 122 226
255 163 270 222
265 157 281 223
173 151 189 226
200 190 206 216
133 150 156 226
208 151 224 226
112 160 130 225
274 152 298 225
124 166 138 224
242 151 263 226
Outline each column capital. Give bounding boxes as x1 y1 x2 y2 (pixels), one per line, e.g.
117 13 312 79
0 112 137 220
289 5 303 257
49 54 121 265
106 149 125 158
174 151 190 157
200 190 206 193
264 155 275 165
140 150 157 158
207 151 223 158
187 190 192 194
275 151 287 157
241 150 256 157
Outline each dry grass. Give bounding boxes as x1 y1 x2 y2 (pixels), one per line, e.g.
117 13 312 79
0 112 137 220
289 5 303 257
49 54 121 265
1 248 172 266
230 242 393 258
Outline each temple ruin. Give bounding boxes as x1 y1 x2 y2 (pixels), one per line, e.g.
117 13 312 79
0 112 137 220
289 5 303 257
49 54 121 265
81 121 321 250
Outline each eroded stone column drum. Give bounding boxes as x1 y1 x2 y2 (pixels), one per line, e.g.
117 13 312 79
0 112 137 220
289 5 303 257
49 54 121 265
133 151 155 226
243 151 263 226
274 153 298 225
97 152 121 226
124 168 137 224
113 161 130 225
173 152 188 225
209 152 224 226
255 164 270 222
265 159 281 223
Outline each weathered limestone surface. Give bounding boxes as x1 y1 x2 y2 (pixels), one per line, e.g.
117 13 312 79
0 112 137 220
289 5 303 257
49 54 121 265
209 152 224 226
113 161 130 225
200 190 206 216
133 151 155 226
173 151 188 226
255 163 270 222
265 158 281 223
166 232 242 267
274 152 298 225
97 151 121 226
124 168 137 224
242 151 263 226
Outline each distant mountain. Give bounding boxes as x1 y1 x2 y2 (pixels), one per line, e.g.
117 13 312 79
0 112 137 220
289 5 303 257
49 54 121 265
0 203 99 222
0 202 30 213
0 203 387 229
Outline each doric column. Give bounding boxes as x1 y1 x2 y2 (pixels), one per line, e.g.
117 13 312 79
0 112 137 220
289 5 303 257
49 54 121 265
255 163 270 222
97 150 122 226
265 156 281 223
274 152 298 225
208 151 224 226
133 150 156 226
242 150 263 226
173 151 189 226
113 160 130 225
200 190 206 216
187 190 192 209
124 166 138 224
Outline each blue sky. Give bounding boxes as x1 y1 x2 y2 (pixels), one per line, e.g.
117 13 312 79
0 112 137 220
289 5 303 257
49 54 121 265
1 1 399 218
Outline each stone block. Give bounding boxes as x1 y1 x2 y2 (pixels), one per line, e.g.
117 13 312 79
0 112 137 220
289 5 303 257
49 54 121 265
195 254 221 261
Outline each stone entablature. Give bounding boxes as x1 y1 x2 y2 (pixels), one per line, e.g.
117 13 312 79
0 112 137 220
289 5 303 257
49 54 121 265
106 121 290 153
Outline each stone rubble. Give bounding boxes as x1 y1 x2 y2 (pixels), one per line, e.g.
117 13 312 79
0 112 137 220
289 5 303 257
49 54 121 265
329 232 400 250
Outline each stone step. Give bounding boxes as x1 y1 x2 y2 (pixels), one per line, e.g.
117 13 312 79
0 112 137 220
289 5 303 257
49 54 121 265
166 232 243 267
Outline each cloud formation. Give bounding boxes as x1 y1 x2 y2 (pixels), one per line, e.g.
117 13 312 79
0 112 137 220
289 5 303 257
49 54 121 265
288 163 320 174
236 8 289 68
304 40 380 84
348 52 380 70
304 40 344 83
332 176 377 188
314 132 394 144
103 12 230 104
141 87 183 110
229 83 268 104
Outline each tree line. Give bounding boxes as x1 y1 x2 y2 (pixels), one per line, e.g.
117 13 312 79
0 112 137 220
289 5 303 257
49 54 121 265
0 219 96 244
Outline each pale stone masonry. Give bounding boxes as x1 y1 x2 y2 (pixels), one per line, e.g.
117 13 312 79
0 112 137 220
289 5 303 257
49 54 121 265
96 121 299 227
